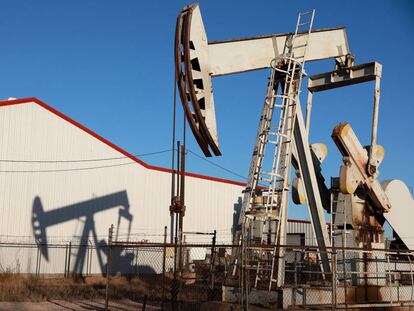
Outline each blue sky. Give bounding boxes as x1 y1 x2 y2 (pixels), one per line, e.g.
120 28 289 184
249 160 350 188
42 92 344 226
0 1 413 221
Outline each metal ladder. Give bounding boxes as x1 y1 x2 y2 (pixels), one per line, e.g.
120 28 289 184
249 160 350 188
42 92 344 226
242 10 315 290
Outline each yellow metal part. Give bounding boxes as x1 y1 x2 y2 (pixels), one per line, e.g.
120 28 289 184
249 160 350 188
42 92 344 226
332 122 390 212
310 143 328 163
339 163 360 194
292 177 306 205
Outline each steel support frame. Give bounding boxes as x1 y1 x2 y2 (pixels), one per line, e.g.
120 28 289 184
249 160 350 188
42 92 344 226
307 61 382 175
292 102 331 274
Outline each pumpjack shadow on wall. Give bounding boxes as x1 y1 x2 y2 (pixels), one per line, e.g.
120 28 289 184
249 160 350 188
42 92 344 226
31 190 148 276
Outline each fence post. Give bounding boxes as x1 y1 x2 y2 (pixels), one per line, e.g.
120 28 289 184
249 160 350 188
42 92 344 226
89 240 93 275
67 242 72 277
292 250 297 307
143 294 147 311
210 230 217 290
162 225 167 310
35 244 40 276
332 250 337 310
171 234 179 311
64 243 68 277
105 224 114 311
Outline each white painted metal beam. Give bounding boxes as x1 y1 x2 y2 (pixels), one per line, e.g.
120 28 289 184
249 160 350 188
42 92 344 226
293 103 331 273
208 28 350 76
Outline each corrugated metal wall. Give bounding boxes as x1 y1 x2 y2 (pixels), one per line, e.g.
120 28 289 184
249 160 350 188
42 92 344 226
0 100 317 275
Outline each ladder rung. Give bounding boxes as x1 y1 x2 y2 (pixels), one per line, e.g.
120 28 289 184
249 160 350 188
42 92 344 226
260 177 272 183
273 94 295 101
261 171 283 178
298 22 310 26
293 44 308 48
278 132 290 138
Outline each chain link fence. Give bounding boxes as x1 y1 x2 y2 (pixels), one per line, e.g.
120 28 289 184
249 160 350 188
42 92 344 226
105 238 232 310
2 235 414 310
256 245 414 309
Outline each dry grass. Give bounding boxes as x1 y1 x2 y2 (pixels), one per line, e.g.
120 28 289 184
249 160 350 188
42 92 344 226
0 272 221 311
0 273 166 302
0 274 102 302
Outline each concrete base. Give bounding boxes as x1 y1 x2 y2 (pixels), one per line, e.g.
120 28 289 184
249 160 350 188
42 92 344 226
283 285 414 309
223 285 414 309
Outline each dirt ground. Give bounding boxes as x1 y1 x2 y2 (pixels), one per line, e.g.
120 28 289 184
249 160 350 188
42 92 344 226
0 274 272 310
0 299 159 310
0 301 273 311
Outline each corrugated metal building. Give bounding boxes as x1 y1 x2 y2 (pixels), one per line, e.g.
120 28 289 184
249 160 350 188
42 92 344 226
0 98 316 275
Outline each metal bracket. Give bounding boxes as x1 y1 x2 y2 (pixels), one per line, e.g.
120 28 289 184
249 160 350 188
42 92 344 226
306 62 382 176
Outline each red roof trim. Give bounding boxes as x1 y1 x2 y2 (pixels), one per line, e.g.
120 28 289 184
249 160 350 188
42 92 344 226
0 97 313 224
0 97 246 187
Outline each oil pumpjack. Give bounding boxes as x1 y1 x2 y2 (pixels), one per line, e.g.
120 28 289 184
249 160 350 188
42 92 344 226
175 3 414 308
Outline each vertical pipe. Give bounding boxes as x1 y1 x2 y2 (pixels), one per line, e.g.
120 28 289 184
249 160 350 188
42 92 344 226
175 140 181 272
178 144 186 274
172 137 180 311
172 139 181 305
178 105 187 276
170 77 177 243
176 141 181 201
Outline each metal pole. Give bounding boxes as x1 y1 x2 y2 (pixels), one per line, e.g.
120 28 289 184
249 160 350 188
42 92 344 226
342 231 348 311
86 241 90 276
89 240 93 275
178 144 186 275
162 225 167 311
293 250 297 307
176 141 180 200
210 230 217 290
143 295 147 311
172 140 181 310
105 224 113 311
35 245 40 276
64 243 68 277
67 242 72 277
332 250 337 310
172 207 179 309
170 76 178 243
